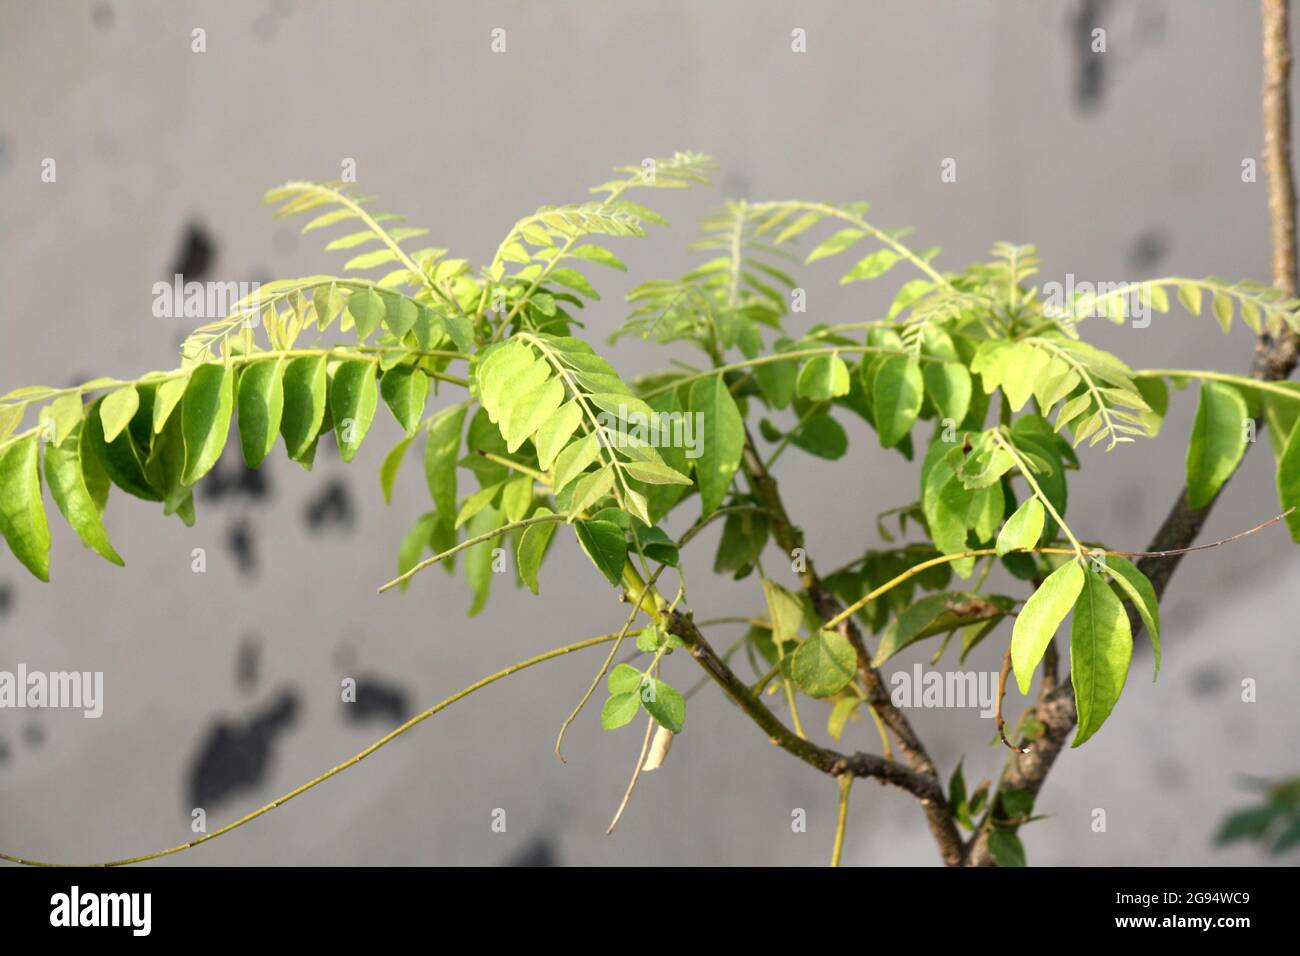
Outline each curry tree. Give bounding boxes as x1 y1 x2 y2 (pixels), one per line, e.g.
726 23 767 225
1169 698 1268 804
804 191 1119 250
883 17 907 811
2 150 1297 867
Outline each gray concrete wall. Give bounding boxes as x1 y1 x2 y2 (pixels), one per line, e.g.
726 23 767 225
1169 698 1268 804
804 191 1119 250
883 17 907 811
0 0 1296 865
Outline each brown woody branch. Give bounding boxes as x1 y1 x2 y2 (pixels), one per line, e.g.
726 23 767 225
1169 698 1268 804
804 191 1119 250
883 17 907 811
964 0 1300 866
739 428 966 865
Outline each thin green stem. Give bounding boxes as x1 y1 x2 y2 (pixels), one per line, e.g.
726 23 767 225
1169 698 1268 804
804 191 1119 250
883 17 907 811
377 513 566 593
0 632 621 867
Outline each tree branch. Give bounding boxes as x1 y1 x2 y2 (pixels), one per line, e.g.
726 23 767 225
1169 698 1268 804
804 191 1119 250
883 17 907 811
738 429 966 865
965 0 1300 865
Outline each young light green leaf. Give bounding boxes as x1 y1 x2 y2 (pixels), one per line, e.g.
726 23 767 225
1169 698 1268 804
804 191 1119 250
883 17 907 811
791 629 857 698
534 400 583 471
42 393 85 446
1185 381 1249 509
330 360 379 463
568 464 615 516
181 364 234 485
688 376 743 516
237 358 285 468
1071 568 1133 747
44 423 123 566
150 376 188 434
99 386 139 443
761 578 804 646
796 354 850 401
1104 555 1160 679
601 692 641 730
873 355 923 448
574 517 627 585
552 432 600 493
1011 560 1084 694
608 663 644 695
0 432 51 580
996 497 1045 556
621 459 692 485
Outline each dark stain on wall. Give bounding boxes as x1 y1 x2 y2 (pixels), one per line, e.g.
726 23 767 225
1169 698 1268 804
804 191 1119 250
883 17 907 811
506 837 558 867
304 478 355 532
169 222 216 282
343 676 411 726
185 689 300 811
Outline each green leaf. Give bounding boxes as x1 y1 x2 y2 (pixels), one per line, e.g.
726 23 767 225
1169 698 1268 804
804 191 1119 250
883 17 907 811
873 355 923 448
688 376 743 516
796 354 850 401
641 678 685 733
382 294 418 338
1071 569 1133 747
380 365 429 435
568 464 615 516
181 364 234 485
923 362 972 424
44 423 123 566
872 592 1013 665
1212 292 1234 333
790 413 848 460
840 249 901 284
601 692 641 730
552 432 600 493
1011 560 1084 694
755 347 799 409
395 512 436 592
805 228 864 263
0 432 51 580
608 663 644 695
42 393 85 446
455 481 502 529
463 505 501 616
99 386 139 443
534 400 583 471
1186 381 1249 509
987 830 1026 867
1177 282 1203 316
1277 415 1300 543
827 698 860 741
791 629 858 698
379 433 414 504
1103 555 1160 679
622 459 692 485
996 497 1045 556
280 355 328 461
313 282 344 330
330 360 379 463
574 518 627 585
424 405 465 519
347 287 386 339
237 358 285 468
761 578 804 645
517 507 558 594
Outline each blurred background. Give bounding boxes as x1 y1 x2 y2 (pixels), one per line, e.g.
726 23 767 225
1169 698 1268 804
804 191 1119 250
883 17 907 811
1 0 1298 866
